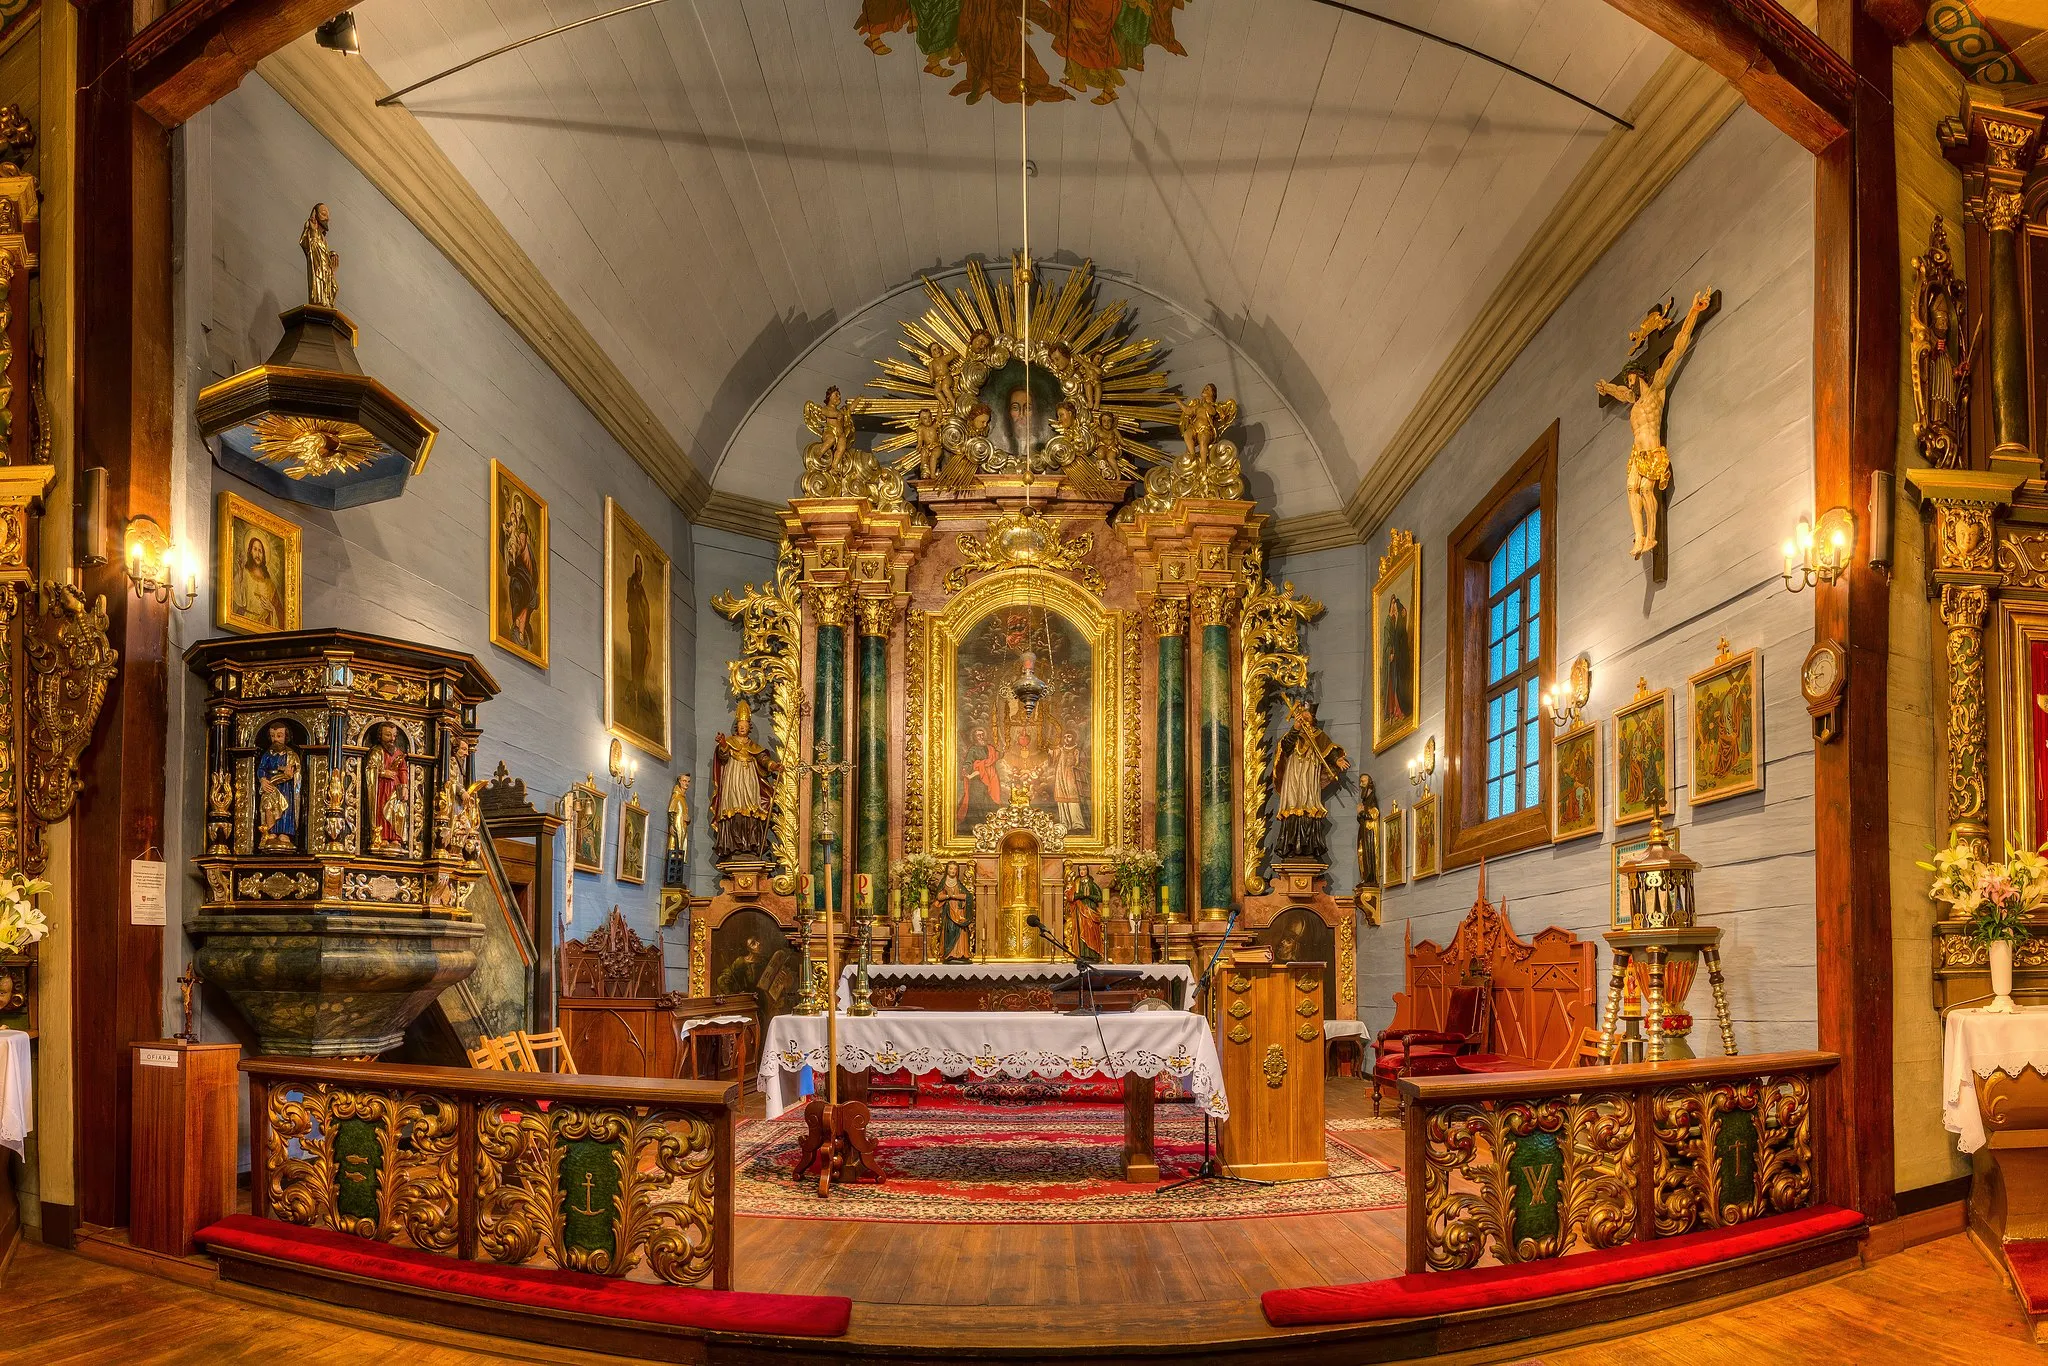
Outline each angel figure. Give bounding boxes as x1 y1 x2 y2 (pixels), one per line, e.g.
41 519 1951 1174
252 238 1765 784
1044 400 1092 470
1596 290 1712 559
1065 408 1128 500
1177 383 1238 467
925 341 962 415
912 406 946 479
804 386 863 470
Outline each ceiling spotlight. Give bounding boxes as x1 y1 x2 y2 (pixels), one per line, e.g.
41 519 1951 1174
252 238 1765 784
315 11 361 56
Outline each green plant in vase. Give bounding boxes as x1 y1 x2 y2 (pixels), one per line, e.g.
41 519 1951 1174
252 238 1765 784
1923 841 2047 1014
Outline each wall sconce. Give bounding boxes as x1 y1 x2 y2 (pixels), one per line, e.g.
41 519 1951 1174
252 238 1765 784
122 514 198 610
1406 736 1436 795
1543 655 1592 730
607 737 638 789
1782 508 1853 593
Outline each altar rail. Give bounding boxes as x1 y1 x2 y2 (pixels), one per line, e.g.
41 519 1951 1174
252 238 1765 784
242 1058 738 1289
1398 1050 1838 1275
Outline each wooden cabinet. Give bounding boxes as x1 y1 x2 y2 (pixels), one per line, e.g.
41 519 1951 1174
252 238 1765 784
129 1041 240 1256
1216 961 1327 1181
557 997 680 1079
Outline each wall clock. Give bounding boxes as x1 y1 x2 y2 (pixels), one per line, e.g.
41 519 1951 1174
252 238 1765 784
1801 638 1847 742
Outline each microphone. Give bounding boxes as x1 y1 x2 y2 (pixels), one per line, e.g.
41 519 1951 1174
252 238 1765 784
1025 913 1042 928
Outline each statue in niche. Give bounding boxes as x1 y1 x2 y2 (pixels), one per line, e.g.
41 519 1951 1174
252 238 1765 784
255 721 303 851
1356 774 1379 889
1595 290 1713 560
934 860 974 962
367 721 411 854
710 701 779 863
1271 698 1349 863
300 202 340 308
1068 863 1105 962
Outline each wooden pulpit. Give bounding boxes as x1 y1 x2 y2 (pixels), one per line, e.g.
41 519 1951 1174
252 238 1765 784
1216 959 1327 1181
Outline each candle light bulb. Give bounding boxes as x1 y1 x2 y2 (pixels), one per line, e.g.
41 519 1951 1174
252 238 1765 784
1796 519 1813 550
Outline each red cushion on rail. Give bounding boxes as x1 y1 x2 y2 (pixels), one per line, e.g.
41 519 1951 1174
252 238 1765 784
1261 1204 1864 1327
197 1214 850 1338
2003 1239 2048 1313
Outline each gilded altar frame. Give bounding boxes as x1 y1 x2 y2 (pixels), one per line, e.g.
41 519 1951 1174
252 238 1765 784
914 567 1131 858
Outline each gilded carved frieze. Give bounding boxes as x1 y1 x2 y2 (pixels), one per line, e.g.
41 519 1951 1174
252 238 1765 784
1941 582 1991 850
1649 1075 1813 1237
1936 501 1997 573
266 1084 461 1249
24 582 118 830
903 610 928 855
943 508 1103 595
1998 534 2048 589
1121 611 1143 847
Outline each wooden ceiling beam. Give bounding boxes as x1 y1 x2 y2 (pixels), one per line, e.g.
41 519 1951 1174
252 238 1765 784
126 0 338 128
1600 0 1857 152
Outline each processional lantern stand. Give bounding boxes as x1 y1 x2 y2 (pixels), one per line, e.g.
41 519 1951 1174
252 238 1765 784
1596 803 1738 1063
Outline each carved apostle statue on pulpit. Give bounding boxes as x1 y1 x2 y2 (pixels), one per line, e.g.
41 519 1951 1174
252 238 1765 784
368 722 411 853
710 701 779 863
1272 698 1349 863
256 721 302 852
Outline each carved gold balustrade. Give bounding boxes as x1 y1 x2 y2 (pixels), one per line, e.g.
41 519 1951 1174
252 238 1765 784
244 1056 737 1289
1398 1051 1835 1274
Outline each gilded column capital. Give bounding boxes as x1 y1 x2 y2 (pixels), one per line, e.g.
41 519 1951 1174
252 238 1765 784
1148 595 1189 638
807 582 854 629
1986 189 2025 233
1191 584 1237 629
1982 115 2039 175
855 596 898 637
1940 581 1989 631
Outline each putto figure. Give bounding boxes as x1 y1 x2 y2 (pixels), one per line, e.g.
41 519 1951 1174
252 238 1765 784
1596 290 1713 560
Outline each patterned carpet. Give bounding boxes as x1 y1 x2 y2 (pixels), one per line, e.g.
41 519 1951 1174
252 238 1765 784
734 1105 1405 1224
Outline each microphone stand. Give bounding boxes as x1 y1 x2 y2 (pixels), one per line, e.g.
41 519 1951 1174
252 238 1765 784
1158 907 1269 1194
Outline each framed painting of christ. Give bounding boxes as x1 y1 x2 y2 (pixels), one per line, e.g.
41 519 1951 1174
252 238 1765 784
1372 531 1420 754
489 461 550 669
1688 642 1762 807
604 498 671 763
215 491 303 636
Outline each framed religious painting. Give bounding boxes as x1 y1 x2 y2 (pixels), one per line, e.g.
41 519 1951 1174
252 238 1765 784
1613 681 1672 827
604 498 672 762
568 777 606 875
1612 824 1680 928
617 796 648 885
1552 720 1601 841
1688 641 1763 807
489 460 550 669
215 491 303 635
1372 530 1421 754
1383 801 1407 887
1412 792 1439 879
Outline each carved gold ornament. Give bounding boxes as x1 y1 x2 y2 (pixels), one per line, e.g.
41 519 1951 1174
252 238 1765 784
1228 973 1252 994
1936 502 1997 573
1228 1022 1251 1045
1378 529 1417 582
945 508 1102 595
1910 217 1973 471
25 582 118 830
1262 1044 1288 1088
800 386 907 513
1296 1020 1320 1043
2000 534 2048 589
249 413 383 481
903 611 928 853
1650 1076 1813 1236
1942 581 1991 852
265 1084 458 1246
1238 550 1323 894
1419 1092 1637 1269
1227 998 1251 1019
711 542 804 892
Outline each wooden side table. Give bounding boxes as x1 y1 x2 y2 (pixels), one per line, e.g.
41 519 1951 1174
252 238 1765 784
129 1040 240 1257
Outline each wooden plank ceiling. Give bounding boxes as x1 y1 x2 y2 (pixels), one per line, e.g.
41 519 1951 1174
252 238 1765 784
346 0 1669 520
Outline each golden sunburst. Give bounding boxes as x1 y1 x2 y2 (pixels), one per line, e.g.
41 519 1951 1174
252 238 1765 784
249 414 383 480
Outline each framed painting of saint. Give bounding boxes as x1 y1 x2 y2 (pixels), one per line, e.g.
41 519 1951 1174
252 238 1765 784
1412 792 1439 879
1689 642 1762 807
215 491 302 636
1372 531 1420 754
604 498 671 762
1383 801 1406 887
617 797 648 885
1552 721 1601 841
489 461 549 669
1614 682 1672 827
568 777 605 874
1613 825 1680 928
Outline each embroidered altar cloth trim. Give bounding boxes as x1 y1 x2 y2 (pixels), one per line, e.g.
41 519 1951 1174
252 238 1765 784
1941 1006 2048 1153
0 1028 29 1158
758 1010 1228 1121
834 960 1195 1006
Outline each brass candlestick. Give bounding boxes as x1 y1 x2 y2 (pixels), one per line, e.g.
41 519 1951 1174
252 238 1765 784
793 901 822 1015
850 917 876 1017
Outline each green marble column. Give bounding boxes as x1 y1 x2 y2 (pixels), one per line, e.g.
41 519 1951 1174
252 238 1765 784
1152 597 1188 921
855 600 890 916
809 590 848 911
1195 587 1234 918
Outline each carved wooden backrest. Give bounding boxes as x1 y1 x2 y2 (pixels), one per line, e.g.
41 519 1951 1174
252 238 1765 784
560 907 664 998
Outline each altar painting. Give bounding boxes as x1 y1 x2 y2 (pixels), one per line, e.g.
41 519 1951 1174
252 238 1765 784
979 359 1064 463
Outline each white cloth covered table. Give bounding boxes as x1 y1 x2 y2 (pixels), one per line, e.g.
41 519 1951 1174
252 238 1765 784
673 1013 755 1037
758 1009 1228 1121
1942 1006 2048 1153
0 1027 30 1158
1323 1019 1368 1040
834 960 1195 1008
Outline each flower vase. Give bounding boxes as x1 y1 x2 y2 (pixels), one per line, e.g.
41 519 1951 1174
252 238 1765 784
1989 938 2018 1013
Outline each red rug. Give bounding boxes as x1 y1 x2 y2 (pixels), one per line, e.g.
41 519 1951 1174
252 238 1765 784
2004 1239 2048 1313
731 1106 1403 1224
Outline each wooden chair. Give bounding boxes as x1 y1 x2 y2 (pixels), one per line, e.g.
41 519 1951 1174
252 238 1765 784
517 1028 579 1074
1573 1026 1613 1066
1371 978 1489 1117
467 1032 526 1071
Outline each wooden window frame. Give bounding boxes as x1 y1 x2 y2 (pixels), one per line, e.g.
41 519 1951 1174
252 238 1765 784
1443 422 1558 871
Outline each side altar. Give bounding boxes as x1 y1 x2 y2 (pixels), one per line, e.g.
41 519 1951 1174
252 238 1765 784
692 257 1356 1021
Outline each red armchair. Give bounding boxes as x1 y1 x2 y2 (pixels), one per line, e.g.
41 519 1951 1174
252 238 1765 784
1370 982 1489 1117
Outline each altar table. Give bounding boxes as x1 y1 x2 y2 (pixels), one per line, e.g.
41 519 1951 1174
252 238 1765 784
836 961 1194 1011
758 1010 1227 1182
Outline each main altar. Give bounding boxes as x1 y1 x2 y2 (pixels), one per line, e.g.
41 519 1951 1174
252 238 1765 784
689 256 1356 1024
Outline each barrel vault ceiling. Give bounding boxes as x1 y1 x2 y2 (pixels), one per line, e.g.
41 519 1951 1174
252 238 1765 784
312 0 1682 534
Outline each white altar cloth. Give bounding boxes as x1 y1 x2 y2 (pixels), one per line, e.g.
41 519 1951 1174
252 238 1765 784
0 1027 29 1158
1323 1019 1368 1041
1942 1006 2048 1153
835 960 1195 1007
674 1013 755 1038
758 1010 1228 1121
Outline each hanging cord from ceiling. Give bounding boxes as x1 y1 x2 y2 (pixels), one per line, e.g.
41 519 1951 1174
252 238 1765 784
370 0 1633 129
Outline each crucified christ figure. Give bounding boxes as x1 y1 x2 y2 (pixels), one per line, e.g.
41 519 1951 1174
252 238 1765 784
1596 290 1713 560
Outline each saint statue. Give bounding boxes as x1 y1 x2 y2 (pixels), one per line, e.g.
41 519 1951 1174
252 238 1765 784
1053 732 1083 830
710 701 779 863
255 722 302 851
1272 699 1349 863
1595 290 1712 559
934 861 973 963
367 721 410 853
666 773 691 861
1069 864 1105 963
1356 773 1380 889
300 202 340 308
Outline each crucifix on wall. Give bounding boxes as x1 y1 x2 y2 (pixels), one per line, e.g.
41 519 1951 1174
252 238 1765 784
1596 288 1720 585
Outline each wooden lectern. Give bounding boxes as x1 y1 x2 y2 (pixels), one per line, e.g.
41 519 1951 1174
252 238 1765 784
1216 959 1327 1180
129 1040 240 1256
